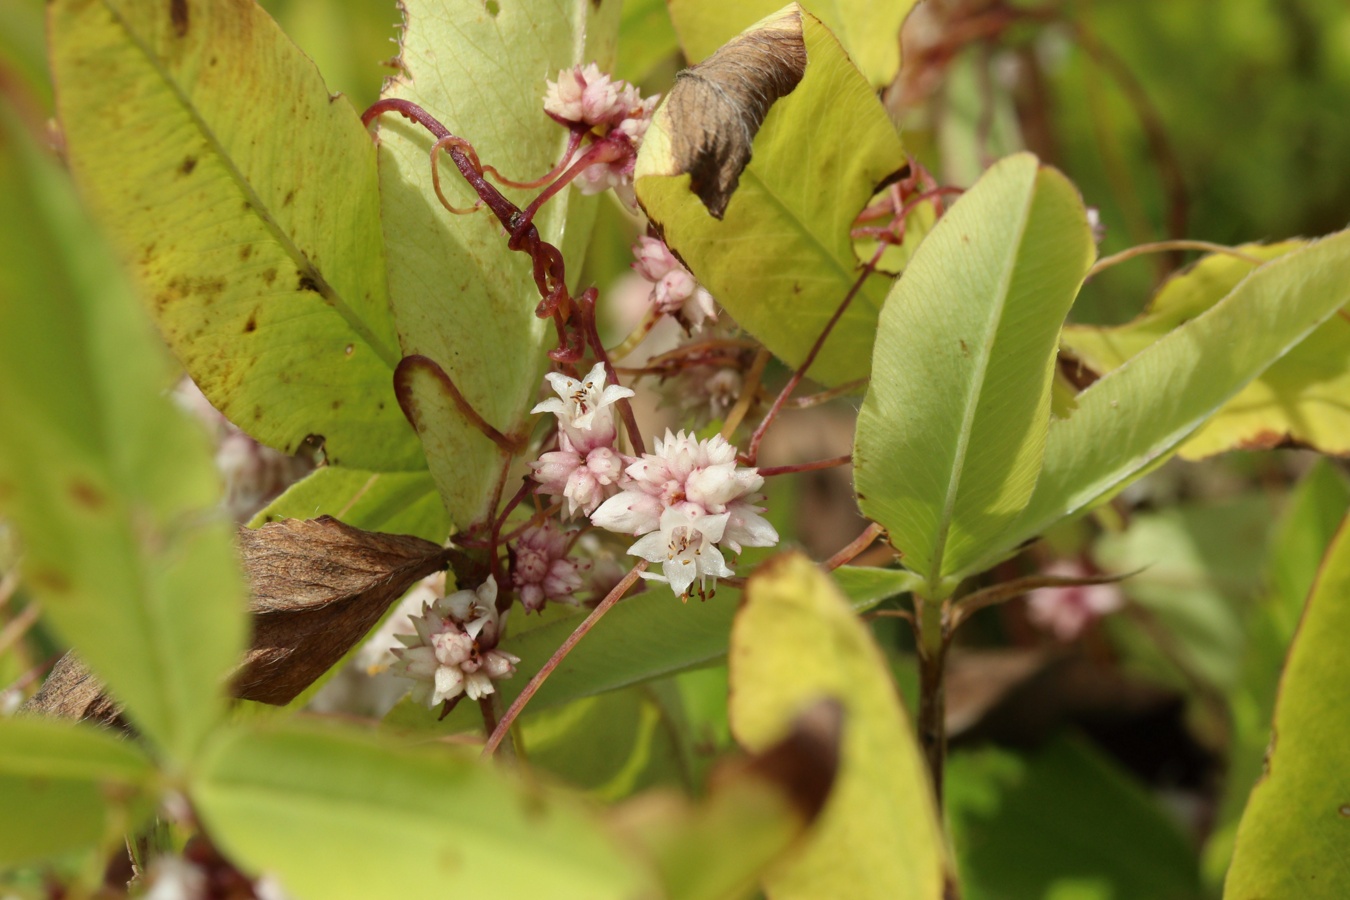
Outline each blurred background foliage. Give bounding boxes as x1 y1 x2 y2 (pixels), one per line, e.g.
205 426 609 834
2 1 1349 898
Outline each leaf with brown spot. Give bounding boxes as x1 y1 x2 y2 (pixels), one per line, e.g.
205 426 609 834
0 108 248 762
729 552 952 898
610 699 844 899
657 7 806 218
49 0 421 470
231 516 453 705
636 6 906 387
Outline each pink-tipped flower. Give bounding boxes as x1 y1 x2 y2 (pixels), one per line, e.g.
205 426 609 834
390 576 521 707
543 65 659 207
532 361 634 453
591 430 777 598
530 436 627 519
544 63 639 129
511 521 588 613
631 236 717 332
1026 560 1125 641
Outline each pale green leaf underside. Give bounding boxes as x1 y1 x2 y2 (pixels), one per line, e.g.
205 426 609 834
669 0 916 87
968 229 1350 578
250 466 450 543
636 9 905 387
855 153 1095 582
377 0 619 526
49 0 419 470
0 718 155 866
729 553 951 900
194 722 652 899
1224 513 1350 898
0 109 246 761
1063 241 1350 459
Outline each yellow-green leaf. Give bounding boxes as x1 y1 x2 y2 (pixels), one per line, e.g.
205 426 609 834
967 230 1350 579
1225 512 1350 897
636 5 905 387
0 106 246 761
375 0 619 526
250 466 450 543
729 552 952 899
1063 241 1350 459
0 717 155 866
49 0 418 470
194 720 653 899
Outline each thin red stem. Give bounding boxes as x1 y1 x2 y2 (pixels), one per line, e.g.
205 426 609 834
483 560 649 756
516 137 629 235
578 289 646 456
482 129 586 189
744 243 888 464
823 522 887 571
395 356 522 456
364 99 580 358
757 455 852 478
489 476 534 612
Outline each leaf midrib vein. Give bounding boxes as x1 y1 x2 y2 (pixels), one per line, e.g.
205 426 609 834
927 192 1036 584
101 0 399 370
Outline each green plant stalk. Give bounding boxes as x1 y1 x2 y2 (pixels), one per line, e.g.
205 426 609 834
914 591 950 810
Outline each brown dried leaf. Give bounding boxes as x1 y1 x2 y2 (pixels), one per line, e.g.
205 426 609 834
19 652 130 733
22 516 453 722
659 6 807 218
232 516 451 704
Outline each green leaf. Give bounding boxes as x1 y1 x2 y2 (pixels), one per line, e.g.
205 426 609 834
0 107 246 760
250 466 450 543
969 229 1350 579
375 0 619 526
193 721 653 899
523 684 691 801
946 737 1201 900
1225 511 1350 898
1063 241 1350 459
668 0 917 87
1094 494 1273 692
855 153 1095 584
49 0 419 470
387 563 903 732
636 6 905 387
729 552 952 900
0 718 155 866
616 0 681 83
1203 461 1350 883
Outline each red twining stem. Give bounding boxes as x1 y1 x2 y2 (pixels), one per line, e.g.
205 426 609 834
393 355 522 456
482 559 649 756
577 289 645 457
482 128 587 189
363 99 579 343
744 243 889 465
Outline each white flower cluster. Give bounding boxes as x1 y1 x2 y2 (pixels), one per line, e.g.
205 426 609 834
543 64 659 204
632 236 718 333
530 362 777 599
529 362 636 518
390 576 520 708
